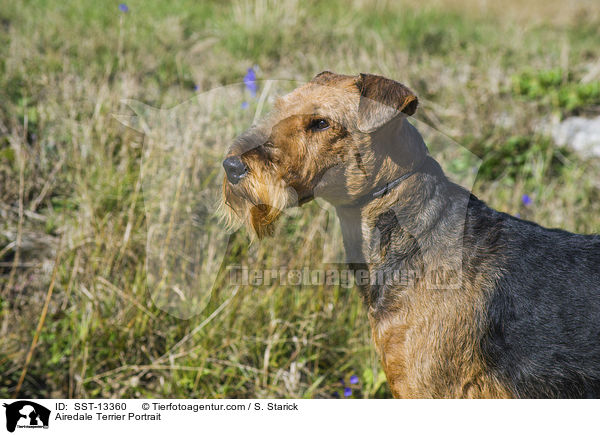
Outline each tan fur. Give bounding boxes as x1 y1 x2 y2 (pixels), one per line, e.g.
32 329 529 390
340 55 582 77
358 181 512 398
222 72 513 398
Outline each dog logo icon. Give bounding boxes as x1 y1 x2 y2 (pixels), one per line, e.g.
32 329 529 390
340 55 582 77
3 401 50 432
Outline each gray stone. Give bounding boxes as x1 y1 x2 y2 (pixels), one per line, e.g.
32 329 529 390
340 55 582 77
552 116 600 158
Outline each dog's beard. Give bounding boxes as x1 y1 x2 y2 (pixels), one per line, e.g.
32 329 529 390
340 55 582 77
220 175 297 238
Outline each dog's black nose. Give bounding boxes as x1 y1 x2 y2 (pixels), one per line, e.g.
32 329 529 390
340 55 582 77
223 156 248 184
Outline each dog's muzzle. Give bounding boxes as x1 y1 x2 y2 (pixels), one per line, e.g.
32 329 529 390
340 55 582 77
223 156 248 184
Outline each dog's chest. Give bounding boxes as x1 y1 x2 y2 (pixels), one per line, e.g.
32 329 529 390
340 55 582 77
368 310 512 398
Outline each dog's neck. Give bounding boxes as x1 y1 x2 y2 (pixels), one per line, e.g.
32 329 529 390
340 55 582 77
334 156 470 309
334 117 430 263
335 157 444 262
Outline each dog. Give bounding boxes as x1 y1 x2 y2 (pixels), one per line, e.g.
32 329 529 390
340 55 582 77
221 71 600 398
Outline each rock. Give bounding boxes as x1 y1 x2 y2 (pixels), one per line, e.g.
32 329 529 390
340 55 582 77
552 116 600 158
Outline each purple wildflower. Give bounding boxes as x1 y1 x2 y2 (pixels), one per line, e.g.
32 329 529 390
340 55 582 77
241 101 249 109
118 3 129 13
332 391 340 398
244 67 258 98
522 194 532 206
350 375 359 384
343 387 352 397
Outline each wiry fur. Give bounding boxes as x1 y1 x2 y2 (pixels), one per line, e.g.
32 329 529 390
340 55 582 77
221 71 600 398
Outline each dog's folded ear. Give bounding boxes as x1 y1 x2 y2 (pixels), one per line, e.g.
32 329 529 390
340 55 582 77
356 73 418 133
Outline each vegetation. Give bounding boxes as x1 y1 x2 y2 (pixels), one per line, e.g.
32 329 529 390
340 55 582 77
1 0 599 398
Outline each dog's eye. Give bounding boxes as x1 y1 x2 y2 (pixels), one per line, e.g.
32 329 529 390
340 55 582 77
309 119 330 131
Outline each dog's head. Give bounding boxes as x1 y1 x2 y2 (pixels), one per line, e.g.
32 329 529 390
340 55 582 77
221 71 425 237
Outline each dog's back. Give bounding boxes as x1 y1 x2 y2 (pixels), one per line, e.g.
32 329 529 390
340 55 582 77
465 198 600 398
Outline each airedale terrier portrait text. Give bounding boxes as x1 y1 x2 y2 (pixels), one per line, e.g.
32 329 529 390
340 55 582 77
222 71 600 399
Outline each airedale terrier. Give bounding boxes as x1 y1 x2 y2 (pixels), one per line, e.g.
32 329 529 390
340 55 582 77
221 71 600 398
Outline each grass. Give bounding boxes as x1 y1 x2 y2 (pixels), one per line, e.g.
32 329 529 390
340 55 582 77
1 0 599 399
